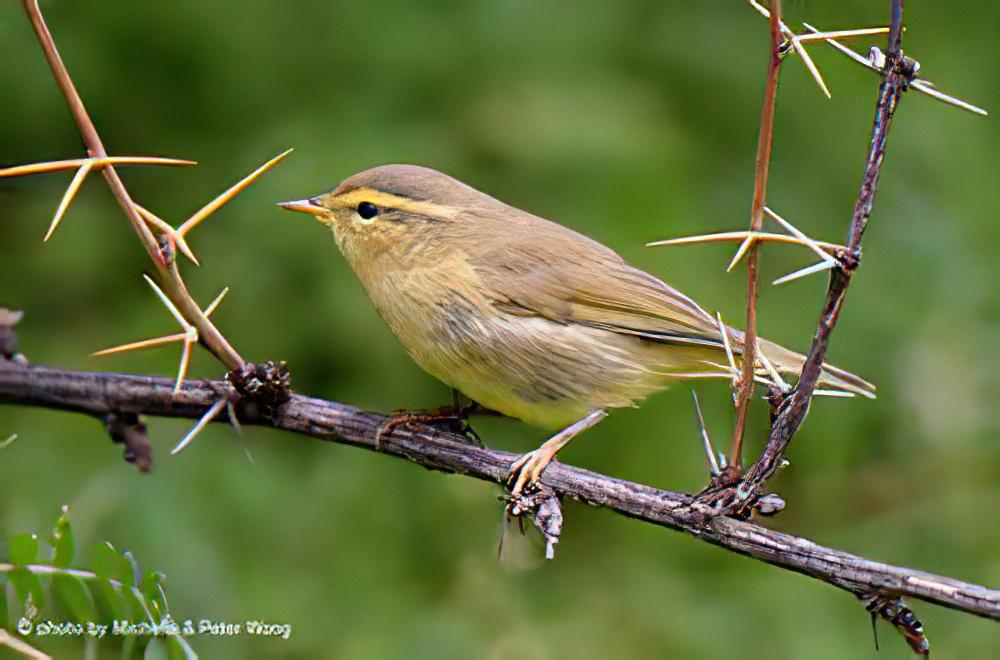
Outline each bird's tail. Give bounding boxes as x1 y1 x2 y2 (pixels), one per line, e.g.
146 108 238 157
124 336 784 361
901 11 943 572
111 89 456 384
753 335 876 399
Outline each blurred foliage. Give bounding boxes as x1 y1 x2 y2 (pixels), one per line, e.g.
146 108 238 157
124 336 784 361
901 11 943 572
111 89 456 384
1 506 196 658
1 1 997 658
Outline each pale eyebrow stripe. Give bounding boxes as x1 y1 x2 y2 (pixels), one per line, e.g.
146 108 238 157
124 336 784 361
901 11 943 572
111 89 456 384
334 188 461 218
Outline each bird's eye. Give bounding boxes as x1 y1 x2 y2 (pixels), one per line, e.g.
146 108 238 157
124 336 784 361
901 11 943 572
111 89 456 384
356 202 379 220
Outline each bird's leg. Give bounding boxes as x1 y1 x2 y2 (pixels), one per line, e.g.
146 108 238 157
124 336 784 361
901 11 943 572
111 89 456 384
450 389 484 446
507 409 607 495
375 389 482 450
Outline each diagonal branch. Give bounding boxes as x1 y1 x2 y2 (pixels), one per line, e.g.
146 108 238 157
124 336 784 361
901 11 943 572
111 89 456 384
0 359 997 622
21 0 244 372
736 0 913 506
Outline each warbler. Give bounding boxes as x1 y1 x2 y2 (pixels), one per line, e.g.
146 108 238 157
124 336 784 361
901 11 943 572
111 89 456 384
280 165 873 494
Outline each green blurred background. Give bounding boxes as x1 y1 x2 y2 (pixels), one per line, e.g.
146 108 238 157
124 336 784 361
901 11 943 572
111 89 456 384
1 1 997 657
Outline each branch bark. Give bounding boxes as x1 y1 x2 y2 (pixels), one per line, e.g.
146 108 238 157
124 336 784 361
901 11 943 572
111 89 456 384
2 359 997 622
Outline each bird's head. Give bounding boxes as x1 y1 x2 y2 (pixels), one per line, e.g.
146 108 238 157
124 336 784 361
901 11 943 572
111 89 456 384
279 164 501 262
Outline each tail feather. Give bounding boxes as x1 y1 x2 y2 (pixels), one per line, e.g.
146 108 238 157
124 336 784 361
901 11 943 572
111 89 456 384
755 336 876 399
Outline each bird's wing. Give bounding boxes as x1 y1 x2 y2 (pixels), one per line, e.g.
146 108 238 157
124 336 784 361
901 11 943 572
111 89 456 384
466 213 724 348
462 208 876 398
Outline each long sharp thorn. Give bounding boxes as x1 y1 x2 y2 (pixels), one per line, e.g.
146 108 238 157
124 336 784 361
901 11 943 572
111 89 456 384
668 372 735 380
749 0 829 97
44 161 92 241
755 342 788 391
715 313 739 383
803 22 880 72
134 205 200 266
226 399 243 435
747 0 770 20
648 230 843 252
814 389 856 398
203 287 230 317
239 441 255 465
764 207 838 264
134 204 172 233
177 148 293 238
647 231 755 247
174 336 194 395
801 22 988 117
0 156 195 178
0 434 17 450
691 391 720 476
89 156 197 168
911 80 988 116
172 398 227 455
726 234 756 272
174 233 200 265
790 39 831 98
794 28 889 44
715 313 740 406
1 158 92 177
92 333 186 356
773 260 835 285
702 360 778 388
142 274 190 329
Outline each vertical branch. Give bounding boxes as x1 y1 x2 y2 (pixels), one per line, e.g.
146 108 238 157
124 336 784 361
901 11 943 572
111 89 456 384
731 0 783 467
21 0 244 371
739 0 910 500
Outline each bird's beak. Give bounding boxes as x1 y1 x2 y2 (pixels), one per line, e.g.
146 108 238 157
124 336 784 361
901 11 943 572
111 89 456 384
277 197 331 224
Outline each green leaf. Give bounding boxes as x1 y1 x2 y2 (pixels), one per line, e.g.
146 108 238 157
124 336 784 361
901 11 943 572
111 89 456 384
50 505 74 569
167 634 199 660
140 571 169 618
53 574 96 622
8 567 45 612
123 584 154 625
122 634 137 660
92 541 133 586
9 532 38 565
143 637 169 660
92 580 129 624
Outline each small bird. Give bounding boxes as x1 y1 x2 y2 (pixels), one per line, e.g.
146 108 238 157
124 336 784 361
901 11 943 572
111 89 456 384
280 165 874 494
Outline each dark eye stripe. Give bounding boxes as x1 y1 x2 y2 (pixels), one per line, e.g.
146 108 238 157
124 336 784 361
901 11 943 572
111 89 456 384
357 201 379 219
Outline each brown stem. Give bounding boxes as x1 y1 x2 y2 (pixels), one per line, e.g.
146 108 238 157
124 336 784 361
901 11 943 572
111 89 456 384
0 359 996 621
21 0 243 371
739 0 910 502
731 0 783 466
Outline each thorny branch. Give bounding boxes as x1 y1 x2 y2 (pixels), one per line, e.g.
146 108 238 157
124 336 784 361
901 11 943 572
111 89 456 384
14 0 275 377
730 0 783 469
734 0 915 507
1 358 998 625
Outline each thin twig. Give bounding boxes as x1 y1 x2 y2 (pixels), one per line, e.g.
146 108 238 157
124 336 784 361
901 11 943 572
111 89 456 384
731 0 783 468
21 0 243 371
736 0 913 506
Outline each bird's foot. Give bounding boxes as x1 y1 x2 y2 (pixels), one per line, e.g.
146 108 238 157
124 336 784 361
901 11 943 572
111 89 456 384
375 405 481 450
506 447 557 496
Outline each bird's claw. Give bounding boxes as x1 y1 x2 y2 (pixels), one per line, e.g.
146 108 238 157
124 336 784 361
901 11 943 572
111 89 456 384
506 449 555 496
375 405 481 451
